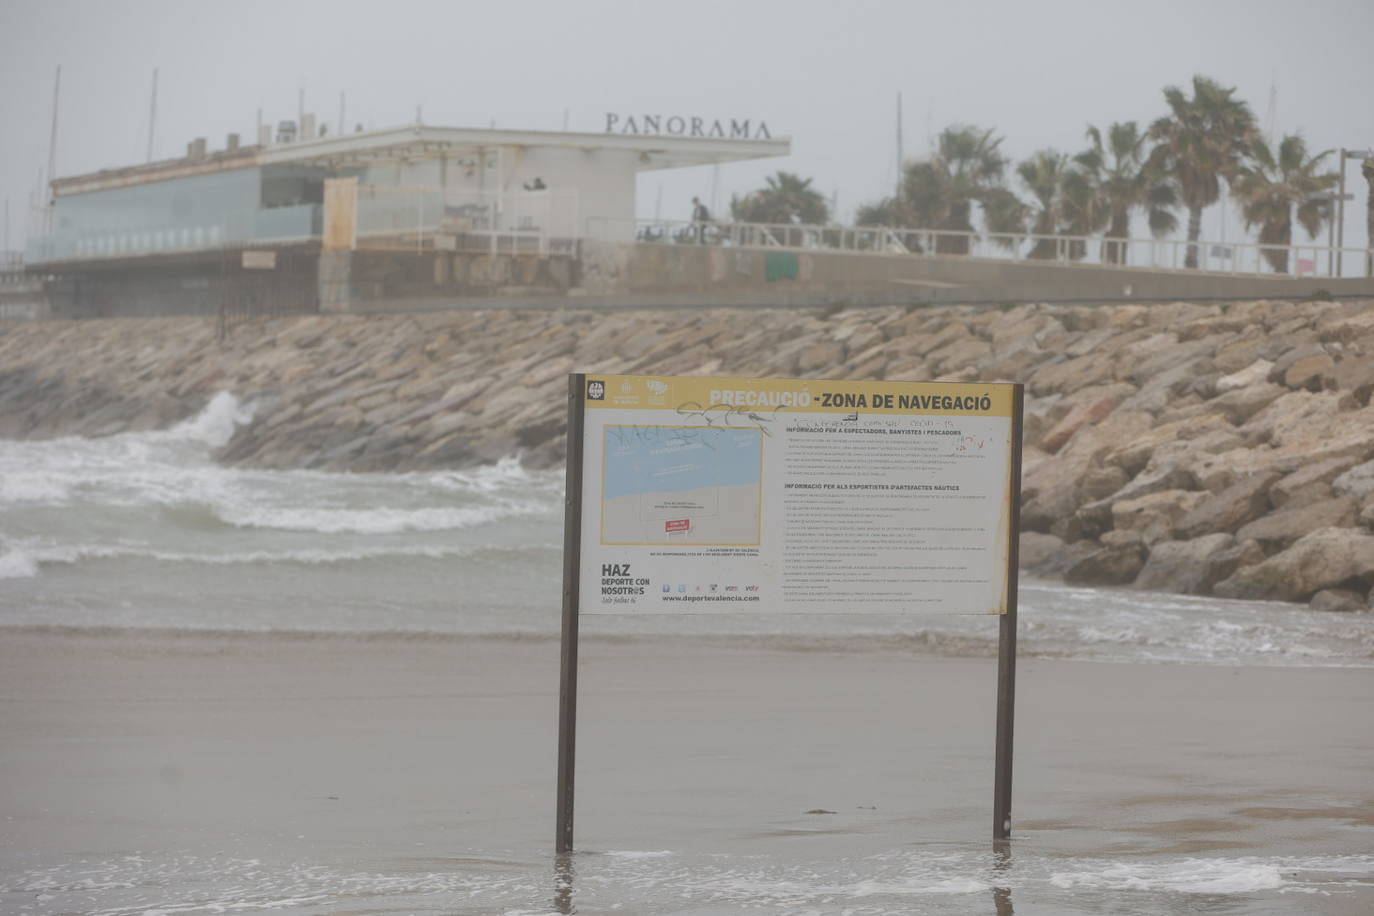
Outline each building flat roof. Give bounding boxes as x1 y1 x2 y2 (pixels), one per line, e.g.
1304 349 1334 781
53 124 791 196
260 124 791 172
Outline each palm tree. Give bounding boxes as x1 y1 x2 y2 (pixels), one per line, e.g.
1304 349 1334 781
1230 134 1337 273
730 172 830 225
857 125 1024 254
1015 149 1108 261
1018 150 1074 259
1149 76 1256 268
1077 122 1177 264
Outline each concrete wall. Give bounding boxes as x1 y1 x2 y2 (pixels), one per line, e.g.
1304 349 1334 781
325 249 578 313
580 241 1374 305
45 247 320 319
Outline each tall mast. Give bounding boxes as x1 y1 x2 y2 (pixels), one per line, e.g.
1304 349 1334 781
146 67 158 162
895 92 904 200
46 65 61 202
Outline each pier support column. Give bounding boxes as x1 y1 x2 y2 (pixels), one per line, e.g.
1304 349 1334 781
318 250 354 314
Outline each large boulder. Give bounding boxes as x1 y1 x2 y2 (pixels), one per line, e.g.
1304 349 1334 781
1133 533 1235 593
1283 351 1336 392
1205 383 1288 425
1111 489 1208 545
1270 455 1364 509
1269 343 1329 386
1118 360 1199 415
1018 531 1065 573
1215 359 1274 393
1174 471 1280 540
1036 539 1103 578
1315 306 1374 343
1022 394 1071 451
1310 588 1367 612
1212 334 1268 375
1239 390 1339 447
1213 527 1374 602
1233 497 1358 550
1333 459 1374 502
1327 354 1374 407
1039 388 1129 453
1201 538 1266 594
1063 531 1148 586
1020 408 1152 534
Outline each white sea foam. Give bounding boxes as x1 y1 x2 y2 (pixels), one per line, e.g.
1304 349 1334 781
0 549 40 579
212 499 549 534
604 849 676 859
1050 858 1285 893
11 851 1374 916
0 536 558 572
1049 855 1374 894
163 391 256 447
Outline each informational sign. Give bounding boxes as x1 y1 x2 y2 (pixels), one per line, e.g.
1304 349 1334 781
575 374 1018 615
556 372 1024 854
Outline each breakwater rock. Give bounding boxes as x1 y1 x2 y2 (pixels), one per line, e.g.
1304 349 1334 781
2 299 1373 609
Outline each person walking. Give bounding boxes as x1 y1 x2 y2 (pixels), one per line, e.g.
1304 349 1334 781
691 196 711 244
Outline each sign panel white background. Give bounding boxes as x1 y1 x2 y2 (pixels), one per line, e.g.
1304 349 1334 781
578 375 1018 615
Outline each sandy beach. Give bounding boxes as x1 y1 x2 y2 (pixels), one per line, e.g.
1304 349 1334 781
2 628 1371 914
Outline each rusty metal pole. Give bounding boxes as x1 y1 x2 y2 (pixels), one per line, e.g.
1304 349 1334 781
993 384 1024 841
556 373 586 854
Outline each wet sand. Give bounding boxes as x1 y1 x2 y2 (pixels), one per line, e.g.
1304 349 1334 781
1 629 1371 914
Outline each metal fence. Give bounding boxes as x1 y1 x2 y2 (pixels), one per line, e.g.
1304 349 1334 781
216 244 319 339
589 218 1373 279
0 251 46 320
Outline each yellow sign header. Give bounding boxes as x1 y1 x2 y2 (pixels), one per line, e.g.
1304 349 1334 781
583 374 1017 417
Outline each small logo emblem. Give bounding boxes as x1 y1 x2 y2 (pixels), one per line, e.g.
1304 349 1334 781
647 380 669 396
586 380 605 400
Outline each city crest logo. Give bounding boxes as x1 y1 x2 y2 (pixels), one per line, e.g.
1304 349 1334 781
586 380 605 401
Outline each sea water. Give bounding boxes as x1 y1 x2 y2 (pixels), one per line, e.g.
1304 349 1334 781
3 393 1373 915
4 393 1373 667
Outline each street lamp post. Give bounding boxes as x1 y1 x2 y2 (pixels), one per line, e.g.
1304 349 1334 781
1337 149 1374 278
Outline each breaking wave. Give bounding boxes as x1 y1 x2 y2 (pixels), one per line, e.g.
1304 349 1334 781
3 393 1374 666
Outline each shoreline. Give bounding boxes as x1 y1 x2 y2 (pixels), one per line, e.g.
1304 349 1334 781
2 628 1371 913
3 600 1371 669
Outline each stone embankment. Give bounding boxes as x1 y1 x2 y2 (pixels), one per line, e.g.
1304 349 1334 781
2 299 1373 610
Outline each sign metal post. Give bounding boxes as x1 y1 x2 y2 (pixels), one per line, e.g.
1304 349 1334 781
555 373 586 854
993 385 1023 841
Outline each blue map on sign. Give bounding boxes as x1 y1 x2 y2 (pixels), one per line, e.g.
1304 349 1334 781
603 427 761 500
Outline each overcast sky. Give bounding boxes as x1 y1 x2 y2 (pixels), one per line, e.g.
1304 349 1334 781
2 0 1372 251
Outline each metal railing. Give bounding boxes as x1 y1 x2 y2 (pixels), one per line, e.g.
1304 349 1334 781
0 251 46 320
23 206 321 265
592 217 1374 279
355 186 581 257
